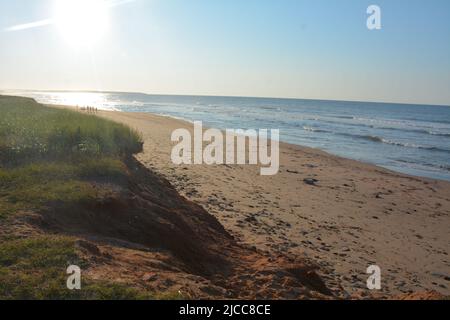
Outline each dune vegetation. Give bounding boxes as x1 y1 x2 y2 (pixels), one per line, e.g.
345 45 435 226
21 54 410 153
0 95 142 165
0 96 143 219
0 95 155 299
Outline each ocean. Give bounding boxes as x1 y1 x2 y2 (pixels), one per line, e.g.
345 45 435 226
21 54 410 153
4 90 450 181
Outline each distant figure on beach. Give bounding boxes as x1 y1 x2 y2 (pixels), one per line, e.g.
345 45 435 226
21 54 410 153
80 106 97 114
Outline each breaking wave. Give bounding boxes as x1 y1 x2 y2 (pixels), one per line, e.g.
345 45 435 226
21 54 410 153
333 132 450 153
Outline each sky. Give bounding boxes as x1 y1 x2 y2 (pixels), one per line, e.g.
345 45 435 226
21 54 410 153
0 0 449 105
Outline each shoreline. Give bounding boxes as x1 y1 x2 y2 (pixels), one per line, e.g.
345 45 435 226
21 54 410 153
48 103 450 183
52 103 449 183
52 104 450 297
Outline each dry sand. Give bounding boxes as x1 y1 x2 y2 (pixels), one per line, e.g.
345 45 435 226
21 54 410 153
89 109 449 297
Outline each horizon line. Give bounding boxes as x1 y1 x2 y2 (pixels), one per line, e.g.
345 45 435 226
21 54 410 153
1 88 449 108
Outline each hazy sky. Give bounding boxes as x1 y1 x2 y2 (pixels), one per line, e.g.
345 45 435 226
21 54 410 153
1 0 449 105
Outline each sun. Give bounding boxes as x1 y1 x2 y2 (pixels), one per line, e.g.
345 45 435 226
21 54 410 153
54 0 109 47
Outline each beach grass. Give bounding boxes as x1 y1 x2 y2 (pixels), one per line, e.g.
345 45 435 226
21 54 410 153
0 236 154 300
0 96 142 217
0 95 143 166
0 158 127 217
0 96 158 299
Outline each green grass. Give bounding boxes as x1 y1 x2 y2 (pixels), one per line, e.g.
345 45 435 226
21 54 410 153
0 158 127 215
0 96 156 300
0 96 142 166
0 96 140 217
0 236 153 300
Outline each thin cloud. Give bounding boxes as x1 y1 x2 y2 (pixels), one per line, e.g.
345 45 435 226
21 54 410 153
4 0 136 32
4 19 54 32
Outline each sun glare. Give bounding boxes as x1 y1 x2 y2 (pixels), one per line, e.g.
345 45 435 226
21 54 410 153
54 0 109 47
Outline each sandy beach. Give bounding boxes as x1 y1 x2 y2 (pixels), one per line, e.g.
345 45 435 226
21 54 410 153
85 108 450 298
